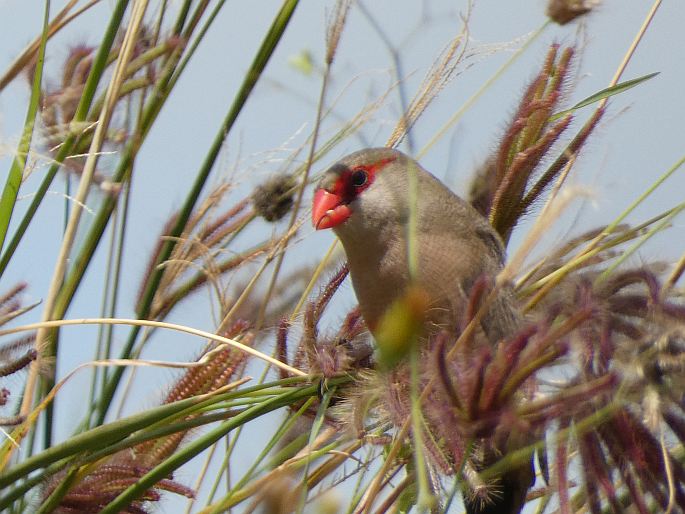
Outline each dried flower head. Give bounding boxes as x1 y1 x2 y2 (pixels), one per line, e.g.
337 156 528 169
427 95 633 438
291 265 372 378
34 28 183 189
252 173 297 222
43 322 252 512
0 284 36 426
547 0 596 25
469 44 604 245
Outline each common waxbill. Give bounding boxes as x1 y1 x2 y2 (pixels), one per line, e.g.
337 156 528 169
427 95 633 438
312 147 533 514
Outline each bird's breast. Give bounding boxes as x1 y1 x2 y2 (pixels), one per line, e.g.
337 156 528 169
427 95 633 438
340 229 474 334
343 232 410 331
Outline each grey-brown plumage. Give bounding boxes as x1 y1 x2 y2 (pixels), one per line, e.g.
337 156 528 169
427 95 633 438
313 148 533 514
315 148 516 339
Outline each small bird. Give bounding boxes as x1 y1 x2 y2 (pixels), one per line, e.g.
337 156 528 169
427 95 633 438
312 147 532 514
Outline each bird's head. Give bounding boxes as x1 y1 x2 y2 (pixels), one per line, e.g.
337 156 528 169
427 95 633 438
312 147 401 230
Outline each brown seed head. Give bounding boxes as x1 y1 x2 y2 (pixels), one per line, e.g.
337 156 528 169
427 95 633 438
547 0 595 25
252 174 296 222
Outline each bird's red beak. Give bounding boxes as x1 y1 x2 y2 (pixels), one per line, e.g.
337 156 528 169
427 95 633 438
312 189 352 230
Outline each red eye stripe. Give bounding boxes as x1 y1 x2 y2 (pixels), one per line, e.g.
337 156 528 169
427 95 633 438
362 156 396 177
331 157 396 201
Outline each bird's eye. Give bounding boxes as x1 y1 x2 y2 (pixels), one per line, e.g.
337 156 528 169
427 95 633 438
350 169 368 187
